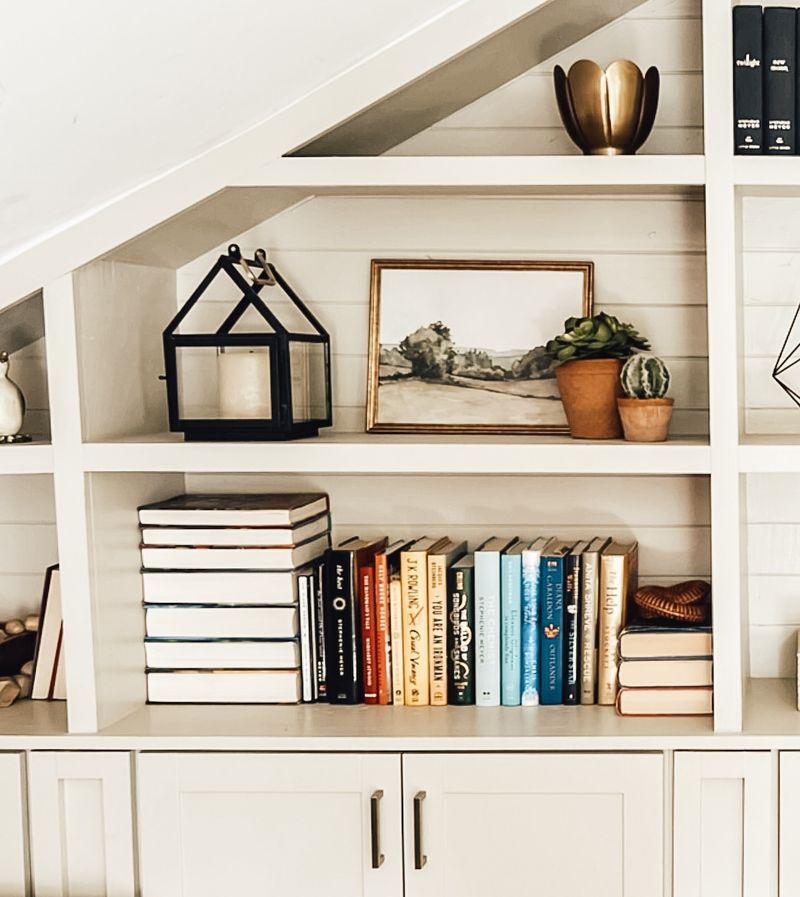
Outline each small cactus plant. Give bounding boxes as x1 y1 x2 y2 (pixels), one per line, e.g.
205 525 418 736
545 312 651 363
620 354 670 399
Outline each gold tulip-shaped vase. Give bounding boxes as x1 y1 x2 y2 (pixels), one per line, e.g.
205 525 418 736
554 59 660 155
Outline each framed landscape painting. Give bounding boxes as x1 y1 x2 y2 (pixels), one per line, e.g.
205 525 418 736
366 259 593 434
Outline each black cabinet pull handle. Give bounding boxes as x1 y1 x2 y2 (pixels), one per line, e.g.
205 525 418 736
413 790 427 870
370 790 384 869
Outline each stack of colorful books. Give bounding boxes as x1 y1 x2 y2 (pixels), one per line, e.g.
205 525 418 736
616 619 713 716
138 493 330 703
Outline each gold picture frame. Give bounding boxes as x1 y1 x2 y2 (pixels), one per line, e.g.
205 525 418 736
366 258 593 434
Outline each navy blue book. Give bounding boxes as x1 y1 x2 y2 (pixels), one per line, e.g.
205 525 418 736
540 542 574 706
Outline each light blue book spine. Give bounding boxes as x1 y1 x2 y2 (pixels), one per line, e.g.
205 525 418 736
475 549 501 706
500 553 522 705
520 549 541 706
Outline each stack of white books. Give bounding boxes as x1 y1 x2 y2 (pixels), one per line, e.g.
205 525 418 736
138 492 330 704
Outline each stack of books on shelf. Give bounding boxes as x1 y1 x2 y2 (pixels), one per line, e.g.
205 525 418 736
320 534 643 710
616 617 713 717
138 493 331 704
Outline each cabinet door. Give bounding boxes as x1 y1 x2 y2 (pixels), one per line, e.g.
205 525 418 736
403 752 663 897
0 752 29 896
28 751 136 897
779 752 800 895
674 751 775 897
137 752 402 897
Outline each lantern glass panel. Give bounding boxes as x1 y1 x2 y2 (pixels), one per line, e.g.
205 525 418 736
176 345 273 421
290 341 328 423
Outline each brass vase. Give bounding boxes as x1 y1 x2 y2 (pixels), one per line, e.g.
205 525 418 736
553 60 660 156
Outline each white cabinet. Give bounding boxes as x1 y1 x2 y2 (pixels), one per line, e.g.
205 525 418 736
401 752 663 897
673 751 776 897
27 751 137 897
780 752 800 895
137 752 402 897
0 752 29 896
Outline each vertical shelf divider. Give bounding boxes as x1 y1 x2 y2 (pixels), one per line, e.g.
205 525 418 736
703 0 746 732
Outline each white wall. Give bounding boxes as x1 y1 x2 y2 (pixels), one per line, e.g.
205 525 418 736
0 0 461 264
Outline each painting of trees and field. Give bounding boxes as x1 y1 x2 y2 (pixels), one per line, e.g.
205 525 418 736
370 264 590 430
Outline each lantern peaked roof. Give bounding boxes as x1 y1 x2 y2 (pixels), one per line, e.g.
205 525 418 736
0 0 646 314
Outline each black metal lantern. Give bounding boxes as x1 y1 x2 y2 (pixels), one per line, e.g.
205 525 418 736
163 244 332 441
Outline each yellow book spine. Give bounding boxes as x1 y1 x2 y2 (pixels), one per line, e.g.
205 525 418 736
401 550 430 705
428 553 448 706
389 577 404 705
597 553 628 706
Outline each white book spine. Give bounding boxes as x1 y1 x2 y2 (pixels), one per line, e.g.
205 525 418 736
298 576 313 702
475 550 501 707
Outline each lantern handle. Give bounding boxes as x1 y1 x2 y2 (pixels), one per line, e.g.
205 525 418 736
237 246 277 288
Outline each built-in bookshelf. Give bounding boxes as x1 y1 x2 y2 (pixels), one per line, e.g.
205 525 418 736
0 0 797 745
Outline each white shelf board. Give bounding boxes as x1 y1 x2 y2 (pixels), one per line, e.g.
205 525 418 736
81 433 711 475
235 154 707 191
734 156 800 188
739 439 800 473
0 442 54 475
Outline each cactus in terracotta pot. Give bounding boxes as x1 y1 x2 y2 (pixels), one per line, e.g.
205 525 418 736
545 313 651 439
617 354 674 442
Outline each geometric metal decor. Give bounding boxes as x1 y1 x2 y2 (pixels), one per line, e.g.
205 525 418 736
773 303 800 406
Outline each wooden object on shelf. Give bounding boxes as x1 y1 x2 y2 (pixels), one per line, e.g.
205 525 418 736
634 581 711 623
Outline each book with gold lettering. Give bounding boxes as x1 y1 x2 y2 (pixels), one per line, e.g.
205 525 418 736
427 539 467 706
447 554 476 705
597 541 639 706
401 537 449 706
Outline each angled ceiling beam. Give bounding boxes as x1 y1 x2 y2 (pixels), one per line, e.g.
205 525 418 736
292 0 647 157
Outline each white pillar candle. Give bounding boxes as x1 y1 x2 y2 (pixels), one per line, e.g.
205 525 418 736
217 349 271 418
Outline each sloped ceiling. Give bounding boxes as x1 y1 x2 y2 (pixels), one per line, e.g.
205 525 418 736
0 0 461 263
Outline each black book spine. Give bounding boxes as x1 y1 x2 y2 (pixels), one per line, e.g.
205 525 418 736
563 552 581 705
323 549 363 703
765 7 796 153
733 5 764 154
314 561 328 701
447 564 475 705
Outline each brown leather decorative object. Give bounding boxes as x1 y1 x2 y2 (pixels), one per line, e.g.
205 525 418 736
634 580 711 623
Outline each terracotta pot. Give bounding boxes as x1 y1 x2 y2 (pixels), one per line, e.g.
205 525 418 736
617 397 674 442
555 358 624 439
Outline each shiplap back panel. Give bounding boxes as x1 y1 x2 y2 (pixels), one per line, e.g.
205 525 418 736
177 193 709 438
385 0 702 157
10 337 50 441
746 473 800 677
186 472 711 582
742 198 800 435
0 475 57 619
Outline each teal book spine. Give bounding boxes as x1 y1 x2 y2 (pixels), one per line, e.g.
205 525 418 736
500 553 522 706
540 554 565 705
475 550 501 706
520 550 541 706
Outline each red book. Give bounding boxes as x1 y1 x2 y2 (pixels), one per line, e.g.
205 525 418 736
374 551 391 705
361 565 378 704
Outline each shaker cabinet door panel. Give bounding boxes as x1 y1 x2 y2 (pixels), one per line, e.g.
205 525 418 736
137 752 402 897
27 751 136 897
402 752 663 897
780 752 800 895
674 751 775 897
0 752 29 896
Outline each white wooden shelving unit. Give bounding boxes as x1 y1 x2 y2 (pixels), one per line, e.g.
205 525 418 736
0 0 794 750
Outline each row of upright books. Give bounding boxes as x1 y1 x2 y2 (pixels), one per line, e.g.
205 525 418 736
733 5 800 154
